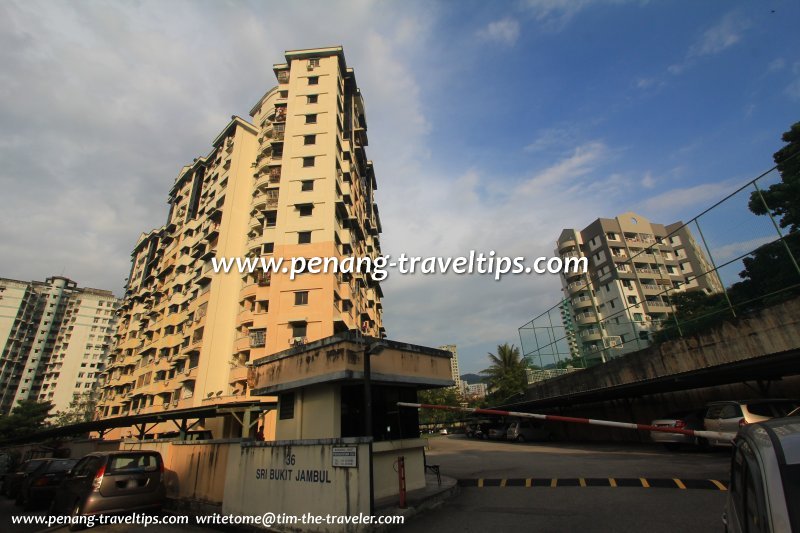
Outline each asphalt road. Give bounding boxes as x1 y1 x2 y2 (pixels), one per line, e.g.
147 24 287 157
405 435 732 533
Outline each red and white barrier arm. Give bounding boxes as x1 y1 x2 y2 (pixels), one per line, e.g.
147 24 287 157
397 402 736 442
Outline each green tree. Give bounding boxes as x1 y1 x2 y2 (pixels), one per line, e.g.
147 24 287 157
733 121 800 307
0 400 54 442
480 343 528 404
417 387 461 430
52 392 98 427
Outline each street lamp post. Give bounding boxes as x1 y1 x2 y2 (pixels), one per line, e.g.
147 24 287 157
363 340 387 515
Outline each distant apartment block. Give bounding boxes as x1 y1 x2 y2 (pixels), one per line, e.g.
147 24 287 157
556 212 723 365
0 276 119 415
438 344 461 391
96 47 384 436
465 382 487 400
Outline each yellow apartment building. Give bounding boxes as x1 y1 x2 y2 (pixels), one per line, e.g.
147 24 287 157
96 47 385 438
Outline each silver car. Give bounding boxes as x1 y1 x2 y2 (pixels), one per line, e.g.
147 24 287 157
649 409 705 451
722 417 800 532
703 399 799 447
506 419 551 442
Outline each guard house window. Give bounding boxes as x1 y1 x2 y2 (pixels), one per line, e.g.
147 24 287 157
279 392 295 420
302 156 315 167
301 180 314 191
304 134 316 145
298 231 312 244
298 204 314 217
305 114 317 124
308 76 319 85
294 291 309 306
307 94 318 104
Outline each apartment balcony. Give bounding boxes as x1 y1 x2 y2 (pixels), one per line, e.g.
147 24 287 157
580 328 603 342
572 295 594 310
641 284 664 295
575 311 600 325
645 300 672 312
276 70 289 84
240 283 258 299
228 365 249 385
178 367 198 382
234 335 251 353
567 280 588 295
237 308 254 325
269 166 281 183
274 106 287 123
558 239 577 253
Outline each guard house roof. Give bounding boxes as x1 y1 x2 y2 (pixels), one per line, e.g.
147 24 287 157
250 332 454 395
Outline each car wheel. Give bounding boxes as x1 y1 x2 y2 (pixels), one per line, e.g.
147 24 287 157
68 501 85 531
516 435 525 443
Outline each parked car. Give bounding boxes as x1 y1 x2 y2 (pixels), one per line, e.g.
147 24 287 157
649 409 706 451
506 419 552 442
722 416 800 532
16 458 77 510
51 451 166 524
487 423 510 440
704 399 800 447
2 458 50 499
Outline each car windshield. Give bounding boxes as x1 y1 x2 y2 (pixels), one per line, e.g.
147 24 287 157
23 460 46 473
45 460 77 473
106 454 160 474
748 401 800 417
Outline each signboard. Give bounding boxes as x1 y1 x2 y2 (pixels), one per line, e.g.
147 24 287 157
331 446 358 468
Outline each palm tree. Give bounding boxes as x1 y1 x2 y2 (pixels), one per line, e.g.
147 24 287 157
480 343 528 403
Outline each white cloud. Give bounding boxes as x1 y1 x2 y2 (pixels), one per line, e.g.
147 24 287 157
477 18 521 45
641 171 656 189
768 58 786 72
640 179 740 218
711 236 778 263
689 12 749 58
520 0 637 28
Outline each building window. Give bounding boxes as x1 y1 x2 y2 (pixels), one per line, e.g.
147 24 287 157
301 180 314 191
262 242 274 254
249 328 266 347
308 76 319 85
292 323 307 338
298 231 312 244
302 156 315 167
295 291 309 306
627 296 638 305
304 134 316 145
308 58 320 68
265 211 277 227
307 94 318 104
298 204 314 217
305 114 317 124
279 392 295 420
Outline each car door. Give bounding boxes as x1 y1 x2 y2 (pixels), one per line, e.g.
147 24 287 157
56 456 103 513
100 453 162 499
719 404 744 440
704 405 724 443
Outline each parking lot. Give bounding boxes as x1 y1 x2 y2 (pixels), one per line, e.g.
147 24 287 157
405 435 731 532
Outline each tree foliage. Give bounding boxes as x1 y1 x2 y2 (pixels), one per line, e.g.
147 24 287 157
417 387 462 429
733 121 800 308
0 400 54 442
52 392 98 427
480 343 528 404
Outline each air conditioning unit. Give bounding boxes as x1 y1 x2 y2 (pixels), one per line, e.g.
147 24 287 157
292 337 306 346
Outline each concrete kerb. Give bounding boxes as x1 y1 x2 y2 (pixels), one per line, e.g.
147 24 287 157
372 473 460 531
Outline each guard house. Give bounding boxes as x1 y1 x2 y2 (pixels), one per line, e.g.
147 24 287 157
249 332 453 500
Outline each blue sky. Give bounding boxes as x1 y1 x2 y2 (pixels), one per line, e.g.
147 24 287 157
1 0 798 374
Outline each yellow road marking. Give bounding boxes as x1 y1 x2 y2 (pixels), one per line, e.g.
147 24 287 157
550 478 557 488
710 479 727 492
478 478 484 488
609 478 617 487
674 478 686 489
525 478 532 488
640 478 650 488
579 478 586 487
500 479 507 487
